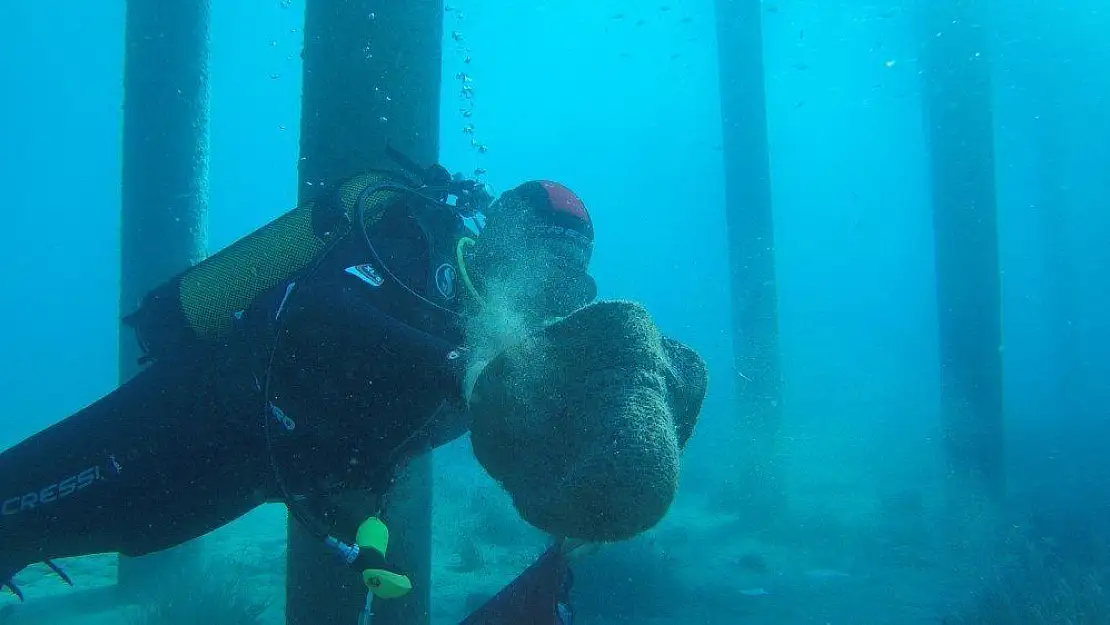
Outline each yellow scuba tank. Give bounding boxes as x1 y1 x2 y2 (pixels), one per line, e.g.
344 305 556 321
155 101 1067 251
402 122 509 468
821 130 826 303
123 169 421 361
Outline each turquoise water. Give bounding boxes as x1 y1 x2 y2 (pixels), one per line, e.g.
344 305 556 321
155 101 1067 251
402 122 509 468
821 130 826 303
2 0 1108 623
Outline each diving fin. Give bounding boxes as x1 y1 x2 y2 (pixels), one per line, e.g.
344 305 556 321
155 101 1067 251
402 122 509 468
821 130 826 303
458 542 571 625
1 559 73 601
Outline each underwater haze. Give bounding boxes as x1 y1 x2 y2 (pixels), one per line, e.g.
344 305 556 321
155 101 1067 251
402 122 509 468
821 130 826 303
2 0 1109 623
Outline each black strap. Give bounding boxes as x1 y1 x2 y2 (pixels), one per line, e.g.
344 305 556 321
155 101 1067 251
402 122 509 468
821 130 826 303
385 144 451 188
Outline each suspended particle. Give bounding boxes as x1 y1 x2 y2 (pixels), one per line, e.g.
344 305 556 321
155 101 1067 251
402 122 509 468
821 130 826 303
379 116 389 123
269 73 280 80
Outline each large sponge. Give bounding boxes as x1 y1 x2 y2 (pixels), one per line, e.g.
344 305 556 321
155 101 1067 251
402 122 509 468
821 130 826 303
468 300 707 542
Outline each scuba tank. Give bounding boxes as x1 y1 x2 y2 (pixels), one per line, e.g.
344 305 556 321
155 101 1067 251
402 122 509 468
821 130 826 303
123 148 492 364
120 149 493 604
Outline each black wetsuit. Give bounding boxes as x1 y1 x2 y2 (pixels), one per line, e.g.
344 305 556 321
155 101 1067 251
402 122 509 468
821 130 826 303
0 180 475 588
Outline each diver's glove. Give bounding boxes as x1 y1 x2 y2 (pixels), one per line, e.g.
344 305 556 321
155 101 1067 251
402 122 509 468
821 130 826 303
2 559 73 601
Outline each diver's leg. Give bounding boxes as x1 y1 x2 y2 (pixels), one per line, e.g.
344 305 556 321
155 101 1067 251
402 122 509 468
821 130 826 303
0 350 271 588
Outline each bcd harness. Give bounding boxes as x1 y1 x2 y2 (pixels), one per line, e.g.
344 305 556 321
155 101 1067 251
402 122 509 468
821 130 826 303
125 148 493 600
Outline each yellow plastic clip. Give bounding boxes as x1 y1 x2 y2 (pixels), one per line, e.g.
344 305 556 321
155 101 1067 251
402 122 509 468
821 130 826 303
362 568 413 600
356 517 413 599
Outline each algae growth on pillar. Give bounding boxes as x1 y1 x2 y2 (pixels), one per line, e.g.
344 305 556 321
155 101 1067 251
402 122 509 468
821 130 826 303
919 0 1006 498
713 0 785 524
117 0 211 595
287 1 444 624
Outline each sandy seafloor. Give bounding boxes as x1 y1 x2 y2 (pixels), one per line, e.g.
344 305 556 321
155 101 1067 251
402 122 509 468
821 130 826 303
0 443 983 625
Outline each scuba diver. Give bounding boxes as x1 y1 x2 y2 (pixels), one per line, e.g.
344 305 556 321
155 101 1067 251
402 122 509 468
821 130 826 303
0 149 597 623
